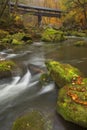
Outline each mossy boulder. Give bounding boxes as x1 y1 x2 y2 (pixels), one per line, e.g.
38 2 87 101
70 31 87 37
12 111 45 130
74 40 87 47
45 60 82 88
11 39 24 45
45 60 87 127
2 32 33 45
41 28 65 42
12 32 27 41
0 60 16 78
57 78 87 128
26 40 33 44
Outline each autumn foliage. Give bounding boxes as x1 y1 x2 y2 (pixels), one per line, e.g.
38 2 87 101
59 0 87 29
0 0 87 29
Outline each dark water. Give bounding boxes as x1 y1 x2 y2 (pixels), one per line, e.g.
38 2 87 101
0 39 87 130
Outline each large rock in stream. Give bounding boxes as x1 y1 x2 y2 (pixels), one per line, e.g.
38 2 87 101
12 111 47 130
2 32 33 45
41 28 66 42
46 60 87 128
0 60 17 79
57 78 87 128
46 60 82 88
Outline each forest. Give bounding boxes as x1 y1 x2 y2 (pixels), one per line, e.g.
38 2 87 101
0 0 87 29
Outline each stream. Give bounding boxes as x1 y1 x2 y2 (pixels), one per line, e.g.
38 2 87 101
0 39 87 130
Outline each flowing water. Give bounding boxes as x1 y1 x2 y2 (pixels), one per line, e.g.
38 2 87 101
0 39 87 130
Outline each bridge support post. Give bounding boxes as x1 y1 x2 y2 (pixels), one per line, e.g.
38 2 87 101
38 15 42 26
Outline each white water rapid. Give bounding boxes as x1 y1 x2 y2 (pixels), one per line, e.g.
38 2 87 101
0 70 31 104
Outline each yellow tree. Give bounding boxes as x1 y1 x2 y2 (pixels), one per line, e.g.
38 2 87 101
59 0 87 29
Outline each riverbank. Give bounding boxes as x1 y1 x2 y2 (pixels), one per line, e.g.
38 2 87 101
0 27 87 51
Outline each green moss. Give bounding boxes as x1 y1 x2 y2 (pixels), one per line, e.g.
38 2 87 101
0 60 16 71
2 36 12 43
12 32 25 41
0 60 17 78
57 81 87 128
41 28 65 42
83 78 87 84
40 73 52 85
45 60 82 88
71 31 87 37
12 39 24 45
45 60 87 127
2 32 33 45
12 111 45 130
26 40 33 44
74 40 87 47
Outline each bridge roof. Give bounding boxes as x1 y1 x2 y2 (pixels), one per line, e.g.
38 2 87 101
26 5 61 12
10 2 63 13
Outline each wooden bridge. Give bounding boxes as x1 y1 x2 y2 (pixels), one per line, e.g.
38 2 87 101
9 2 64 25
